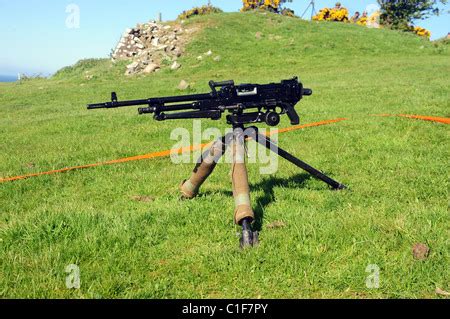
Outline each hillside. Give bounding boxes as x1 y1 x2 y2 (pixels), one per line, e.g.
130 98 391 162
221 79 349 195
0 12 449 298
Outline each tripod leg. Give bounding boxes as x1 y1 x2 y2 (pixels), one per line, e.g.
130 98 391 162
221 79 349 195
231 128 257 248
301 2 312 19
180 134 230 199
231 130 255 225
252 130 347 190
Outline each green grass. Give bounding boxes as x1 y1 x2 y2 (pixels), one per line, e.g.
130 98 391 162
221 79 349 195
0 12 449 299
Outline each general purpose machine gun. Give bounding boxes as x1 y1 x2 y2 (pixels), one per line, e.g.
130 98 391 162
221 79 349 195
88 77 346 248
88 77 311 127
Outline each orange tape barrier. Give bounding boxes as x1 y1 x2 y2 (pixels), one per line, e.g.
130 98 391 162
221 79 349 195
378 114 450 125
0 118 347 183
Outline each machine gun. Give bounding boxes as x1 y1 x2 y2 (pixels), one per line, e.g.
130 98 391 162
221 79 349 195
88 77 346 249
88 77 311 127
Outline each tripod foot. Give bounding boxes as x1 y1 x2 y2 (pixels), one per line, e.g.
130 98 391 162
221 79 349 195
239 218 258 249
240 229 253 249
180 180 198 199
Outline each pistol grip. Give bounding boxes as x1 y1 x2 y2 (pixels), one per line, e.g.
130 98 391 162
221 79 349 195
283 104 300 125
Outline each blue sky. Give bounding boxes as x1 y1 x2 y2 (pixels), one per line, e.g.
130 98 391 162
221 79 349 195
0 0 448 76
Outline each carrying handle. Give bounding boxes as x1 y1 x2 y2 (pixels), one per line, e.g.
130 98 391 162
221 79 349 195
209 80 235 95
209 80 235 88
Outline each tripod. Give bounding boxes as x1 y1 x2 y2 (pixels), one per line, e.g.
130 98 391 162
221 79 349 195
301 0 317 20
180 122 346 249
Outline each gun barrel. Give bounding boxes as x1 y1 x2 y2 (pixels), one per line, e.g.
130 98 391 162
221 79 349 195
87 98 150 110
87 92 214 110
87 102 111 110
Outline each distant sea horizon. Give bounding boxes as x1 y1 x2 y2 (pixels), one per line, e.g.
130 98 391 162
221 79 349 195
0 74 17 82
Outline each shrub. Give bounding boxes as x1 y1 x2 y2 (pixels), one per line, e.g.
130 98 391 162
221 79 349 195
281 8 296 18
241 0 281 12
177 5 223 20
412 26 431 38
312 7 349 22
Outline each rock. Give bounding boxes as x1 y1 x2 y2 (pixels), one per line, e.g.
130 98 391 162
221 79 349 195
213 56 221 62
255 31 263 39
143 63 160 74
173 49 182 57
266 221 287 229
151 37 159 46
160 36 168 44
412 243 430 260
155 45 168 51
171 61 181 70
178 80 189 90
435 287 450 296
126 62 139 70
131 195 155 202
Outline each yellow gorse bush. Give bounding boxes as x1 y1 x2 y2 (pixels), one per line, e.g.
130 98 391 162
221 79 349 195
312 8 330 21
356 17 367 26
413 26 431 38
312 7 349 22
241 0 281 12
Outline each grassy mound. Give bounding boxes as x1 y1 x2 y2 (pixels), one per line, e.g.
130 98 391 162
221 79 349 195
0 12 448 298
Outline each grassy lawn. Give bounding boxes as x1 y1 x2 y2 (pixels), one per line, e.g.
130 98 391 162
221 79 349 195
0 12 449 298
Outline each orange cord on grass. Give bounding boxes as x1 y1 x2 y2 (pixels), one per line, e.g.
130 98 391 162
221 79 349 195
269 118 348 135
0 118 348 184
377 114 450 125
398 114 450 125
0 143 210 183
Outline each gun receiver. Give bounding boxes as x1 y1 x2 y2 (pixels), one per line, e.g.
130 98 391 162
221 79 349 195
87 77 312 126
